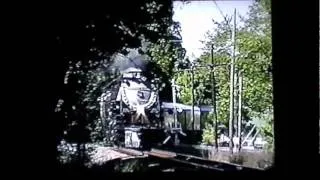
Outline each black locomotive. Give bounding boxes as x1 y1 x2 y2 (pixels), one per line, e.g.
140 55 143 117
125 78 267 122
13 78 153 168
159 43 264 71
99 51 184 149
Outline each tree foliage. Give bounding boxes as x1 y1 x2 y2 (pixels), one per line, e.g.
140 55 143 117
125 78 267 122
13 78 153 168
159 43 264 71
175 0 273 146
145 22 185 100
55 0 184 149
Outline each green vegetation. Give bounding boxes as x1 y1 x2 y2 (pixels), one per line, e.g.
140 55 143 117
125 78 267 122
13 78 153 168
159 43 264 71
56 0 184 148
174 0 273 149
56 0 274 166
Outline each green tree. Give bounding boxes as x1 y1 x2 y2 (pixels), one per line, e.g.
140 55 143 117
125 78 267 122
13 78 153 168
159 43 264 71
176 0 273 147
55 0 184 165
145 22 186 101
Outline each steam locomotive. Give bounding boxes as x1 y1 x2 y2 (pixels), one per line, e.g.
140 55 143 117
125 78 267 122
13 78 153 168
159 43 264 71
99 51 184 149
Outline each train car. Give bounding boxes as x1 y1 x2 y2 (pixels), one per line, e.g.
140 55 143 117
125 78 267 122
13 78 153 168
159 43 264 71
161 102 213 144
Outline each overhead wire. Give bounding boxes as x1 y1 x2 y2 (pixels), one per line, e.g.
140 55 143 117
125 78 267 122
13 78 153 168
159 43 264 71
212 0 233 32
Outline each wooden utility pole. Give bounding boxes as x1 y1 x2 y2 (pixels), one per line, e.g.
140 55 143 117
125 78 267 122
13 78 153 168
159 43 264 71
237 73 243 152
191 64 195 130
172 78 180 145
211 45 218 151
172 78 178 128
229 8 236 154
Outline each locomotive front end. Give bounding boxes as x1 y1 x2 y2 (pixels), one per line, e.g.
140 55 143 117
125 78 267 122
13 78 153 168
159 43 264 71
99 51 163 149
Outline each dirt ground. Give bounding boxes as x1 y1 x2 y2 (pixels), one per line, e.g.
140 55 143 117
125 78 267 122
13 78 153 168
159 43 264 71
206 149 274 169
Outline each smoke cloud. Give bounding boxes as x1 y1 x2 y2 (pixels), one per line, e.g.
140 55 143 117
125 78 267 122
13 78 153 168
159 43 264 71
109 48 150 73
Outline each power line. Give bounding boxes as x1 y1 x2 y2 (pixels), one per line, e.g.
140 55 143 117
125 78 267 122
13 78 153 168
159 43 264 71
212 0 232 32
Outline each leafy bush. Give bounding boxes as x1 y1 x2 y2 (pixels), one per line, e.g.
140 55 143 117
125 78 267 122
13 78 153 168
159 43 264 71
202 123 215 145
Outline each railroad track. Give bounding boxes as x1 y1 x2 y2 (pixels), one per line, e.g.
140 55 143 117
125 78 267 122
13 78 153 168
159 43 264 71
112 147 263 172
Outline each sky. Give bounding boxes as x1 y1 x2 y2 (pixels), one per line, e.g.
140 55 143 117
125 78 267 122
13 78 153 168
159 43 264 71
173 0 254 59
